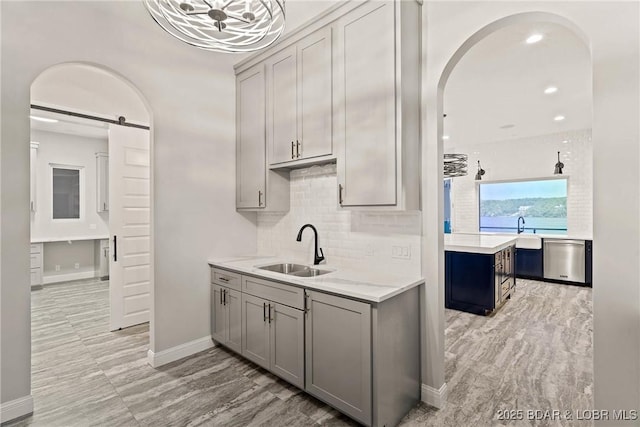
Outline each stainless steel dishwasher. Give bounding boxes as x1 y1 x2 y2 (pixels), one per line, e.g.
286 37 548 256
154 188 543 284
543 239 585 283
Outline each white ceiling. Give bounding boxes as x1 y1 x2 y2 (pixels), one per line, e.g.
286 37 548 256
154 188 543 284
30 109 109 139
444 21 592 148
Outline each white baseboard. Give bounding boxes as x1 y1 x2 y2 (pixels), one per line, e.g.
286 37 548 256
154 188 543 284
42 270 96 285
1 395 34 423
147 336 214 368
421 382 447 409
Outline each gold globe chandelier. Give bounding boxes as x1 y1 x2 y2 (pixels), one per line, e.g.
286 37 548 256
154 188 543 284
144 0 286 53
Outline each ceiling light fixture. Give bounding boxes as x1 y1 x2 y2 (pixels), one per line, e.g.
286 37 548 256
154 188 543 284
544 86 558 94
30 115 59 123
526 34 543 44
554 151 564 175
144 0 286 53
554 115 565 121
475 160 485 181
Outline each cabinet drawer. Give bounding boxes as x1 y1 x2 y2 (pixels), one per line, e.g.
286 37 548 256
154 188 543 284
30 253 42 269
30 268 41 286
30 244 42 254
211 268 241 291
242 276 304 310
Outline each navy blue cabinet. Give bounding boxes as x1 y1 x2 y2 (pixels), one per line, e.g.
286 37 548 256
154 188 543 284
515 248 543 280
445 246 514 316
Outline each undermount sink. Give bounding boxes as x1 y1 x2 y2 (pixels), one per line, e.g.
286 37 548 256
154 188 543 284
258 263 331 277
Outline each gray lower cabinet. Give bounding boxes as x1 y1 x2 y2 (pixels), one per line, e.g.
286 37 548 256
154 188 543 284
305 291 372 425
211 284 242 353
241 292 305 388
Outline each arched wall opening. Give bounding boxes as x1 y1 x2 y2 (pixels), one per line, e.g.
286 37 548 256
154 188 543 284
420 3 639 414
30 61 155 347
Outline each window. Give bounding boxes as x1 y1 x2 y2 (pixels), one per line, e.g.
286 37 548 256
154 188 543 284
52 166 83 219
479 178 567 234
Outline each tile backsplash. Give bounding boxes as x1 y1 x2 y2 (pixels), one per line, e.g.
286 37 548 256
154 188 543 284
256 164 421 277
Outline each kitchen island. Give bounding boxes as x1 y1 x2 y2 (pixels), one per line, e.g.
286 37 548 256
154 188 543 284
208 256 423 427
445 234 517 315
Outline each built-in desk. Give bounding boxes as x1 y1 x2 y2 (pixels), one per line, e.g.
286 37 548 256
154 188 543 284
30 236 109 288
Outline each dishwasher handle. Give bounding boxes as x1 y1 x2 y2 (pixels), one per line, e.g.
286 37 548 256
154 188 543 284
544 240 585 246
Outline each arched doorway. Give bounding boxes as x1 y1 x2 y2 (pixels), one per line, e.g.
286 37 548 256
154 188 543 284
28 63 155 413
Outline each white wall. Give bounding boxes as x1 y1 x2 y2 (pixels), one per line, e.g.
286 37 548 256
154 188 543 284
449 129 593 236
257 164 421 277
30 130 109 241
422 2 639 421
0 0 258 413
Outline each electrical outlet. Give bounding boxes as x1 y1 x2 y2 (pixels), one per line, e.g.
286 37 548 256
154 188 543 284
392 245 411 260
74 262 80 270
55 265 60 272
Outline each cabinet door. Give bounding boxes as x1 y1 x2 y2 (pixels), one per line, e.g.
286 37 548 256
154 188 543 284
337 1 396 207
270 302 304 388
297 27 333 160
305 291 372 426
241 293 270 370
268 46 298 164
96 153 109 212
211 284 227 344
237 66 266 209
30 143 38 212
226 288 242 353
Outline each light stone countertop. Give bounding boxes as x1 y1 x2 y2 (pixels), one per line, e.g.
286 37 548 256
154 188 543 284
31 235 109 243
208 255 424 303
444 234 517 254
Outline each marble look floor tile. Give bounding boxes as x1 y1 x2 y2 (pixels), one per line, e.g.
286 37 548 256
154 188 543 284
7 277 592 427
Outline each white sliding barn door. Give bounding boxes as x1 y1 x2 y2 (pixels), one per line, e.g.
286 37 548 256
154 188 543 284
108 125 151 331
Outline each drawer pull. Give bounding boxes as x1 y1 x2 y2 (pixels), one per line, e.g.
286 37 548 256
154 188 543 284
219 277 229 282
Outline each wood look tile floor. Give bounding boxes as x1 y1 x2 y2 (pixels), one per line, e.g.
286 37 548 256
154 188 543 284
6 278 593 427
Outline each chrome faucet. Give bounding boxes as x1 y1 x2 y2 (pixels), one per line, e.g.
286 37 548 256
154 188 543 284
296 224 325 265
517 216 526 234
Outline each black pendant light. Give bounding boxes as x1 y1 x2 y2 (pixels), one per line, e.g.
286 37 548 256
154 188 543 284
475 160 485 181
554 151 564 175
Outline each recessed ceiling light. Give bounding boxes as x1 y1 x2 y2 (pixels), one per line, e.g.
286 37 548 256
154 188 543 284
554 115 566 122
30 115 58 123
443 135 450 140
562 140 569 144
544 86 558 94
526 34 543 44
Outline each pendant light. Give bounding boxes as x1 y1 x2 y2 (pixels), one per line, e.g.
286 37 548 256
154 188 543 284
443 154 468 178
554 151 564 174
144 0 286 53
475 160 485 181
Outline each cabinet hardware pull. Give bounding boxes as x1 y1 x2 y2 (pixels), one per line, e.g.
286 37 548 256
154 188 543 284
219 277 229 282
296 140 301 158
304 292 310 315
113 235 117 262
338 184 344 205
220 288 223 305
268 304 272 324
103 202 107 211
31 201 34 212
291 141 295 159
223 289 227 305
258 190 263 206
263 302 267 322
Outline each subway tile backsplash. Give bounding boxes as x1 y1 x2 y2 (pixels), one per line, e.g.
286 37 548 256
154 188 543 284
256 163 421 277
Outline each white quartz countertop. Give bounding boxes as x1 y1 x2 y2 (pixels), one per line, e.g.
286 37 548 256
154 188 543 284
31 235 109 243
208 256 424 303
444 234 517 254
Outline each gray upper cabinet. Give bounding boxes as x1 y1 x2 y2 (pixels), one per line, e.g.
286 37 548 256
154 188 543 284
236 65 266 209
334 0 421 210
305 290 372 426
236 65 289 212
267 26 333 166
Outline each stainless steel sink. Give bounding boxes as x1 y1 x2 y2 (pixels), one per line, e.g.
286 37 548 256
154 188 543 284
258 263 307 274
289 268 331 277
257 263 331 277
